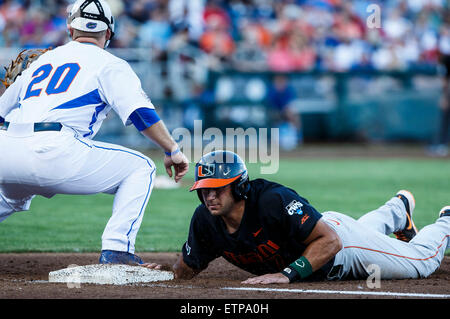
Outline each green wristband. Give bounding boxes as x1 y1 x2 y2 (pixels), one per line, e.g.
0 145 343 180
289 256 313 279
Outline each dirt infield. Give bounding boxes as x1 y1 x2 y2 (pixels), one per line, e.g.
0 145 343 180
0 253 449 300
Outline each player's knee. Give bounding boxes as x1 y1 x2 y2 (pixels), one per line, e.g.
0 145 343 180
135 155 156 177
419 260 441 278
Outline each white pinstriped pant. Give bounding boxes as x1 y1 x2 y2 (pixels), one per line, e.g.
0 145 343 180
0 123 156 253
322 197 450 280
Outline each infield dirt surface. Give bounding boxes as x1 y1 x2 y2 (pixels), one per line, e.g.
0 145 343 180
0 252 449 299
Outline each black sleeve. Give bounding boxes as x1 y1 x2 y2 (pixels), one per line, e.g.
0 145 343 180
260 187 322 242
181 207 220 271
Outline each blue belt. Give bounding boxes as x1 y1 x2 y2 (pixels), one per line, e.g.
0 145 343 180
1 122 63 132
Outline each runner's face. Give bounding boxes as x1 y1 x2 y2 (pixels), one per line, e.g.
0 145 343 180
201 185 235 216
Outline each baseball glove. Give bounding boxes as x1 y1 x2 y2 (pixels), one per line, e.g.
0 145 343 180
1 48 52 88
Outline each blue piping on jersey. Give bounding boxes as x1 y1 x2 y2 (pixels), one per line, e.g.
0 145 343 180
74 137 155 253
52 89 103 110
83 102 107 137
126 168 155 252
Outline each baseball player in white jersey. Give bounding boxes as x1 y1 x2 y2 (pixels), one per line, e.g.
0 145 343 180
0 0 189 265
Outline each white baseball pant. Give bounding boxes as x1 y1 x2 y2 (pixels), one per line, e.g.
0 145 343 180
0 123 156 253
322 196 450 280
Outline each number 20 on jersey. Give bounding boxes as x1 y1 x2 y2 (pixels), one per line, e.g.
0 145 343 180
24 63 80 100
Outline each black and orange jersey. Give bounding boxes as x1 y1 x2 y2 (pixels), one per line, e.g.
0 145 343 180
182 178 333 278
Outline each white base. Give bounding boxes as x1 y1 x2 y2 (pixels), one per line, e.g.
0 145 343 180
48 264 174 286
154 175 180 189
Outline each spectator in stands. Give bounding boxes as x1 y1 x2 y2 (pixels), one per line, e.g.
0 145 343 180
199 1 235 70
167 23 191 52
332 2 365 41
20 6 69 49
20 8 52 48
199 19 234 58
267 32 295 72
110 14 140 48
266 8 316 72
0 0 26 47
372 41 406 71
0 0 447 74
168 0 205 41
138 5 172 53
48 2 74 47
0 10 5 46
181 83 214 132
203 0 231 29
287 30 317 71
232 20 270 71
383 7 412 41
124 0 155 24
332 36 365 71
430 23 450 156
266 74 303 150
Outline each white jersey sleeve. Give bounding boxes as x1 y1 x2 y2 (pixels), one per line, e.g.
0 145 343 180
99 60 154 126
0 78 22 118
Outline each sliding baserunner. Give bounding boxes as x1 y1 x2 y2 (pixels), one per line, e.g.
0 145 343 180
145 150 449 284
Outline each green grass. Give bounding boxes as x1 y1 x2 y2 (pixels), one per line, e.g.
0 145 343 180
0 158 449 253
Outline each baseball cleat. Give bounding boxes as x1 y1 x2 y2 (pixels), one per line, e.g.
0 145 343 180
393 190 418 242
99 250 144 265
439 206 450 218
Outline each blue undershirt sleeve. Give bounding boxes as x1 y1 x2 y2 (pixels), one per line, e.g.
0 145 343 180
128 107 161 131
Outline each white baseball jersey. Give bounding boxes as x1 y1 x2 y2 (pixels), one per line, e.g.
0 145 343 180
0 41 154 138
0 40 158 254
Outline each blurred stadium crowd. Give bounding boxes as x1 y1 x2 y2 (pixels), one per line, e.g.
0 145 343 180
0 0 449 154
0 0 449 72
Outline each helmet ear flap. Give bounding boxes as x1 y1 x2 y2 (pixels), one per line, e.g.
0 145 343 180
197 190 204 205
231 175 250 201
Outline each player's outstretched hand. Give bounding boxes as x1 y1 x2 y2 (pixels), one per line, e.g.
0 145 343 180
141 262 163 270
164 150 189 183
241 273 289 285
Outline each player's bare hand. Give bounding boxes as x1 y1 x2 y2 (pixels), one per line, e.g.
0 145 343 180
141 262 162 270
164 150 189 183
241 273 289 285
